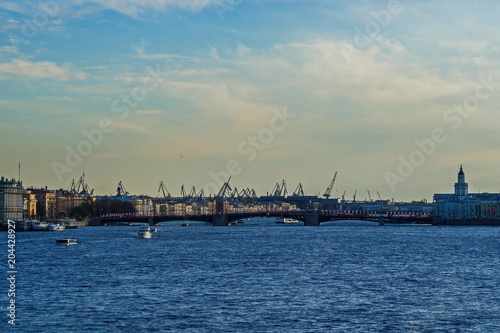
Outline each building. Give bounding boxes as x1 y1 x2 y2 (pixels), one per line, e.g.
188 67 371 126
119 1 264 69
55 189 94 218
0 177 24 221
31 188 57 220
434 166 484 219
23 190 37 219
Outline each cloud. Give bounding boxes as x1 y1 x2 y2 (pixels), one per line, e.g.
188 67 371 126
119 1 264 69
0 59 86 80
134 39 198 62
79 0 228 18
0 2 31 15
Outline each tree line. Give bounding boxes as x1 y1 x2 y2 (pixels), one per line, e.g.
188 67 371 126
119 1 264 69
71 199 135 219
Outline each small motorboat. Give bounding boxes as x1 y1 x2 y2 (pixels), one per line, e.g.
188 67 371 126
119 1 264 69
47 224 65 231
56 238 78 245
32 221 48 231
275 218 299 224
181 223 191 227
138 226 152 238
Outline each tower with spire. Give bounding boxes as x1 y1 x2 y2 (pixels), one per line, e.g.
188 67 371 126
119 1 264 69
454 165 468 197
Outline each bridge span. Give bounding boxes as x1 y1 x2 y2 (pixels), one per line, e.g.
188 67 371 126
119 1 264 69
99 211 434 226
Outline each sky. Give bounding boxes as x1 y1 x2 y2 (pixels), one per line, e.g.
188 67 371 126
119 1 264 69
1 0 500 201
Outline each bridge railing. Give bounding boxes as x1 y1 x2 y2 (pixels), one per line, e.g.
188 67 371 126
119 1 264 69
101 210 432 220
320 210 431 218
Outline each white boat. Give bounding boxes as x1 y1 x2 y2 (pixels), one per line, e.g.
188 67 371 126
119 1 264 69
47 224 65 231
32 221 48 231
275 217 299 224
138 226 152 239
56 238 78 245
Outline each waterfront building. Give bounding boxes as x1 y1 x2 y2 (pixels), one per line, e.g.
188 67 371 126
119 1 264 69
30 188 57 220
433 165 490 219
0 177 24 221
55 189 95 218
23 190 37 219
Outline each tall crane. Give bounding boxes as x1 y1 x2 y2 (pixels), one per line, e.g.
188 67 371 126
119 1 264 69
377 191 381 200
292 183 305 196
116 181 129 197
188 186 197 198
68 172 93 195
367 190 372 202
158 181 171 198
353 190 357 203
271 180 287 196
216 177 232 199
323 172 337 199
195 189 204 200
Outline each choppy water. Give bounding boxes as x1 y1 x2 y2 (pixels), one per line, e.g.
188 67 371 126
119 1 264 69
3 220 500 332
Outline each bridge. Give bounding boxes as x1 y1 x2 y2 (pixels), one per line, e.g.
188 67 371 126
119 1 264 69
99 210 434 226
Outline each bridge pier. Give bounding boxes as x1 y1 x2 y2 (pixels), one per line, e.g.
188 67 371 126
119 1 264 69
89 217 102 226
379 217 385 226
148 217 157 226
212 214 229 226
433 216 444 225
303 211 320 226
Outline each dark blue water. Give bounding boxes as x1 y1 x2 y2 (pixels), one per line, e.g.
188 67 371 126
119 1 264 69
3 221 500 332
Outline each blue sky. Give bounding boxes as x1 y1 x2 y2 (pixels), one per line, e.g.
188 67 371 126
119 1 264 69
1 0 500 200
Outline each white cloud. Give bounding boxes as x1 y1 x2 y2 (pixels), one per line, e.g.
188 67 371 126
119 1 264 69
0 2 31 15
134 39 198 61
79 0 228 18
0 59 86 80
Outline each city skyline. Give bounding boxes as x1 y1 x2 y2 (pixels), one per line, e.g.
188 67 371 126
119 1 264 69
2 1 500 201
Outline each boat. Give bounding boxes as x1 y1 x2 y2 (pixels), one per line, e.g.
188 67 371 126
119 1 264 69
181 223 191 227
47 224 65 231
275 217 299 224
31 221 48 231
138 226 152 239
237 219 246 224
56 238 78 245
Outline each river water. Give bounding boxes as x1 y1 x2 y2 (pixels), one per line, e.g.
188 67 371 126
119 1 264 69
3 220 500 332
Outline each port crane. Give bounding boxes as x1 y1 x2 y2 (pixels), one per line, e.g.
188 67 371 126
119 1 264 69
195 189 204 200
377 191 381 200
323 172 337 199
215 177 232 199
67 172 94 195
188 186 197 198
353 190 357 203
270 180 287 197
116 181 129 197
367 190 372 202
158 181 171 198
292 183 305 196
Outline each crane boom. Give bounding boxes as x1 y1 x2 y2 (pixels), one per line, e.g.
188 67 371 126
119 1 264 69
216 177 232 199
158 181 171 198
323 172 337 199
